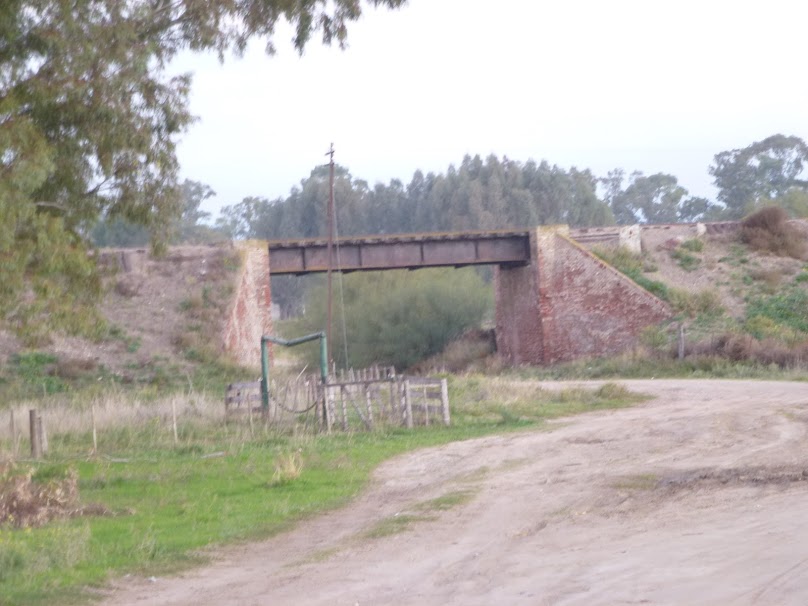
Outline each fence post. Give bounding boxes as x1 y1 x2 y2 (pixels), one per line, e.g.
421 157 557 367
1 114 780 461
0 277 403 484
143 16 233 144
340 386 348 431
171 398 179 445
365 383 374 429
422 385 430 426
324 384 333 433
404 380 413 429
39 414 48 456
440 378 451 426
678 323 686 360
29 409 42 459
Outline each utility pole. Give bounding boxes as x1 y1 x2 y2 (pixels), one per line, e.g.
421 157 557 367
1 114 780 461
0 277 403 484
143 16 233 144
326 143 335 368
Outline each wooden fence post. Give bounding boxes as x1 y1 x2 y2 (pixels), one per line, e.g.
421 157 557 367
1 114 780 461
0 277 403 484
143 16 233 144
39 413 48 456
365 382 374 429
30 409 42 459
321 384 330 433
171 398 179 445
440 379 451 426
340 386 348 431
678 323 686 360
404 380 413 429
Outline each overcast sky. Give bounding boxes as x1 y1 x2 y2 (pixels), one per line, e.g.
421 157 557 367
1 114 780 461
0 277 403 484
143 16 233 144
170 0 808 218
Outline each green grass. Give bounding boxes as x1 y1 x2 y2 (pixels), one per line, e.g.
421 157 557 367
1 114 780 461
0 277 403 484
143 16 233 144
412 489 477 512
0 376 645 605
671 248 701 271
592 247 670 300
0 352 255 405
361 513 433 539
746 288 808 333
510 354 808 381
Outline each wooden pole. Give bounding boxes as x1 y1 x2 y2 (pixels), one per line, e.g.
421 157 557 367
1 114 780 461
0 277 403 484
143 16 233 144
404 380 413 429
171 399 178 445
39 413 48 456
678 323 686 360
365 383 374 429
325 385 333 433
423 385 429 426
340 386 348 431
326 143 335 366
440 379 451 426
29 409 41 459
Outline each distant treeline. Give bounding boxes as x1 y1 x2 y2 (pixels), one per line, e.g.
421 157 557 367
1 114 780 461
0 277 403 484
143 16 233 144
214 135 808 242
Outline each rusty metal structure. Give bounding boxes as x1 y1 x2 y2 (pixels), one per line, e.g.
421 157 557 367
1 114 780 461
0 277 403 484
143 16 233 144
267 229 531 274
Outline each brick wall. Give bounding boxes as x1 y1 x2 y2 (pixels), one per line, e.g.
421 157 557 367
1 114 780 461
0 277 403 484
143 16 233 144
495 227 671 365
539 233 670 363
222 241 272 368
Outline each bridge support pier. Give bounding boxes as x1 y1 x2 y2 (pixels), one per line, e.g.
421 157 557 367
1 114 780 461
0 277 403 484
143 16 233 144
495 226 671 365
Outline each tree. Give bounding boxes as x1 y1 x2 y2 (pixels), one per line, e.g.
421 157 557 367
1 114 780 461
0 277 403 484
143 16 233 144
91 179 217 246
710 134 808 218
1 0 405 338
604 171 714 224
290 268 491 369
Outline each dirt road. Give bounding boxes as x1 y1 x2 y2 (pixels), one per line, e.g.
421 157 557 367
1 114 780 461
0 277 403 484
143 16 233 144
105 380 808 605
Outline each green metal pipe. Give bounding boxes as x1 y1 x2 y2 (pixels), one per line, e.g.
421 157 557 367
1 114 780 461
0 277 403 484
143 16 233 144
260 332 328 413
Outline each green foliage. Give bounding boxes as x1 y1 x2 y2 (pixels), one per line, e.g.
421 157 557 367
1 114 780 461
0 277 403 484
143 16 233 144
288 268 492 369
744 316 799 343
670 248 701 271
601 169 717 224
7 352 66 396
710 134 808 218
680 238 704 252
1 1 403 338
746 289 808 334
667 288 723 318
592 247 670 300
221 155 615 242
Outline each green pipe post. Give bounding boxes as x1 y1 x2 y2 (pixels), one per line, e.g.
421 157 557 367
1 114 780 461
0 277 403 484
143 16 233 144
260 332 328 413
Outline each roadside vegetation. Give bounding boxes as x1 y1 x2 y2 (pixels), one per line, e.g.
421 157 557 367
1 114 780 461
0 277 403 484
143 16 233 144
0 376 644 605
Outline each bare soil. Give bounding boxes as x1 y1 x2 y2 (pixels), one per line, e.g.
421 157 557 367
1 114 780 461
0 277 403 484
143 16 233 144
0 245 240 379
103 379 808 605
639 227 806 318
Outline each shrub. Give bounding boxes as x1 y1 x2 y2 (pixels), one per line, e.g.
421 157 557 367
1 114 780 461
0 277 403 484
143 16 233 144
746 289 808 334
680 238 704 252
671 248 701 271
741 206 807 259
289 268 492 369
593 247 670 300
668 288 723 318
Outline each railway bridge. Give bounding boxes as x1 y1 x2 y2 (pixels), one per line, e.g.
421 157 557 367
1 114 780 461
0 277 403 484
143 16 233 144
265 226 670 366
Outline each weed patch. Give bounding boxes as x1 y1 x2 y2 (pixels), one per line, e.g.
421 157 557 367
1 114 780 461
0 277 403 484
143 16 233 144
741 206 807 259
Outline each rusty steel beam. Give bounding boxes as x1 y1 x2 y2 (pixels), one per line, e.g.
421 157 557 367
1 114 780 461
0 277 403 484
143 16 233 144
268 230 531 275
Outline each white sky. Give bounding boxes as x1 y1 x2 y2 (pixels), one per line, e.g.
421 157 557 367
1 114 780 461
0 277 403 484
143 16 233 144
170 0 808 218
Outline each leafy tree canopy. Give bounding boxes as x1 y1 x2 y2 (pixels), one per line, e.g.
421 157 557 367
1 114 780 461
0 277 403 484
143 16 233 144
602 170 717 224
289 268 491 369
710 134 808 218
0 0 405 338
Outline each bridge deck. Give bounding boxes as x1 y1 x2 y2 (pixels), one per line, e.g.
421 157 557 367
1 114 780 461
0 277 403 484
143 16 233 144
267 230 531 274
